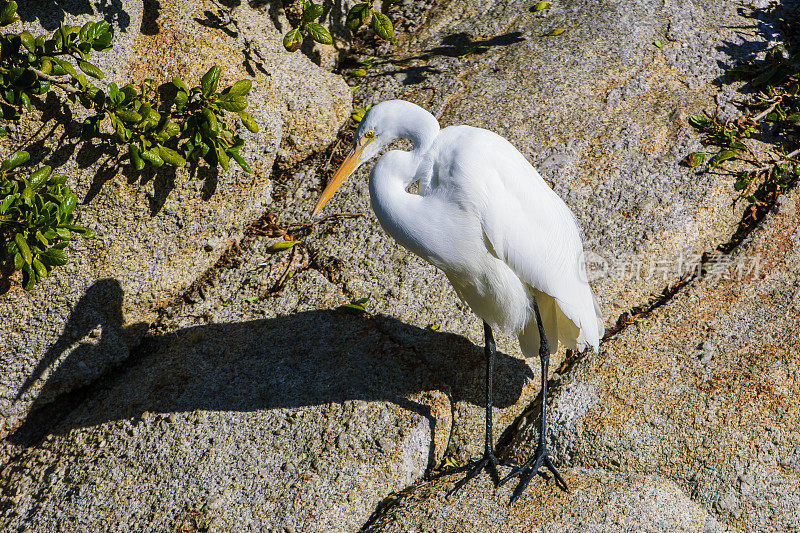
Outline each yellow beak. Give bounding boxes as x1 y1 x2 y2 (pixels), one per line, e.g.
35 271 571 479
312 144 365 216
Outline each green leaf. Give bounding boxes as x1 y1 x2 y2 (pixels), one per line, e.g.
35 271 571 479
40 248 69 267
532 1 551 12
64 224 95 238
227 79 252 97
29 165 52 189
350 68 367 77
688 115 709 129
230 151 252 173
709 150 737 167
52 58 77 78
61 193 77 215
129 144 144 170
246 296 260 303
653 40 664 48
239 111 258 133
346 3 371 30
305 22 332 45
48 173 67 186
157 145 186 167
160 121 181 140
32 257 47 279
0 195 13 213
283 27 303 52
116 109 142 123
354 296 369 304
201 65 222 96
202 108 219 135
351 107 367 122
22 263 35 290
0 1 18 26
19 31 34 53
302 1 324 22
218 96 247 112
140 149 164 167
91 30 112 51
338 303 367 314
2 150 29 171
545 27 565 36
688 152 707 167
78 60 104 79
14 233 31 264
215 144 230 170
371 12 393 40
13 252 23 270
268 240 300 253
79 20 94 41
728 140 746 151
173 90 188 110
172 77 189 92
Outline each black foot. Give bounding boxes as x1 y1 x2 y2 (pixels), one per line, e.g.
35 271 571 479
447 450 502 496
499 444 569 502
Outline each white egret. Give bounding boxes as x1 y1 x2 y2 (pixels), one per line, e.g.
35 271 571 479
312 100 603 501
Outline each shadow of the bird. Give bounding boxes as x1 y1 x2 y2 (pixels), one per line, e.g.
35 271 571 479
13 292 533 444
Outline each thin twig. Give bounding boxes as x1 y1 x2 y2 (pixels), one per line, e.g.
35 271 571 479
784 147 800 160
270 244 297 293
324 137 343 171
29 68 79 94
752 98 781 122
287 211 367 231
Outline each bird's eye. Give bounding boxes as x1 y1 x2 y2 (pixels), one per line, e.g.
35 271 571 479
365 130 375 139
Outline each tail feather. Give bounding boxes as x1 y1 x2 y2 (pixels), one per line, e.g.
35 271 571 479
518 288 602 357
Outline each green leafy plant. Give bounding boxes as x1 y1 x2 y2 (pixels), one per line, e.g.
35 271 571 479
346 0 398 41
0 150 94 289
350 102 373 124
86 69 259 173
532 1 552 12
0 0 258 289
685 6 800 205
283 1 332 52
0 5 113 120
0 1 257 172
338 296 369 314
282 0 399 52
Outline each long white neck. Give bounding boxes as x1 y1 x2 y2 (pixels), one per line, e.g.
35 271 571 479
367 106 439 260
369 150 428 257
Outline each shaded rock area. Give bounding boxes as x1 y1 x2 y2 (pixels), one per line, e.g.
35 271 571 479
2 310 454 531
0 0 351 437
2 0 799 532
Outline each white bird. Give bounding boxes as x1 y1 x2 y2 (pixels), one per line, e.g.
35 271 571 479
312 100 603 501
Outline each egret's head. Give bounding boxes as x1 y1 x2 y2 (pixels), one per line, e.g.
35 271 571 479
311 100 439 216
311 113 385 217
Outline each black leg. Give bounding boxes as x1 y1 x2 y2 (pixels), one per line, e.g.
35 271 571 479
499 296 569 501
447 321 502 495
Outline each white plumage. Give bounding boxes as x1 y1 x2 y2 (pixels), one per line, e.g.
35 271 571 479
312 99 603 498
315 100 602 358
